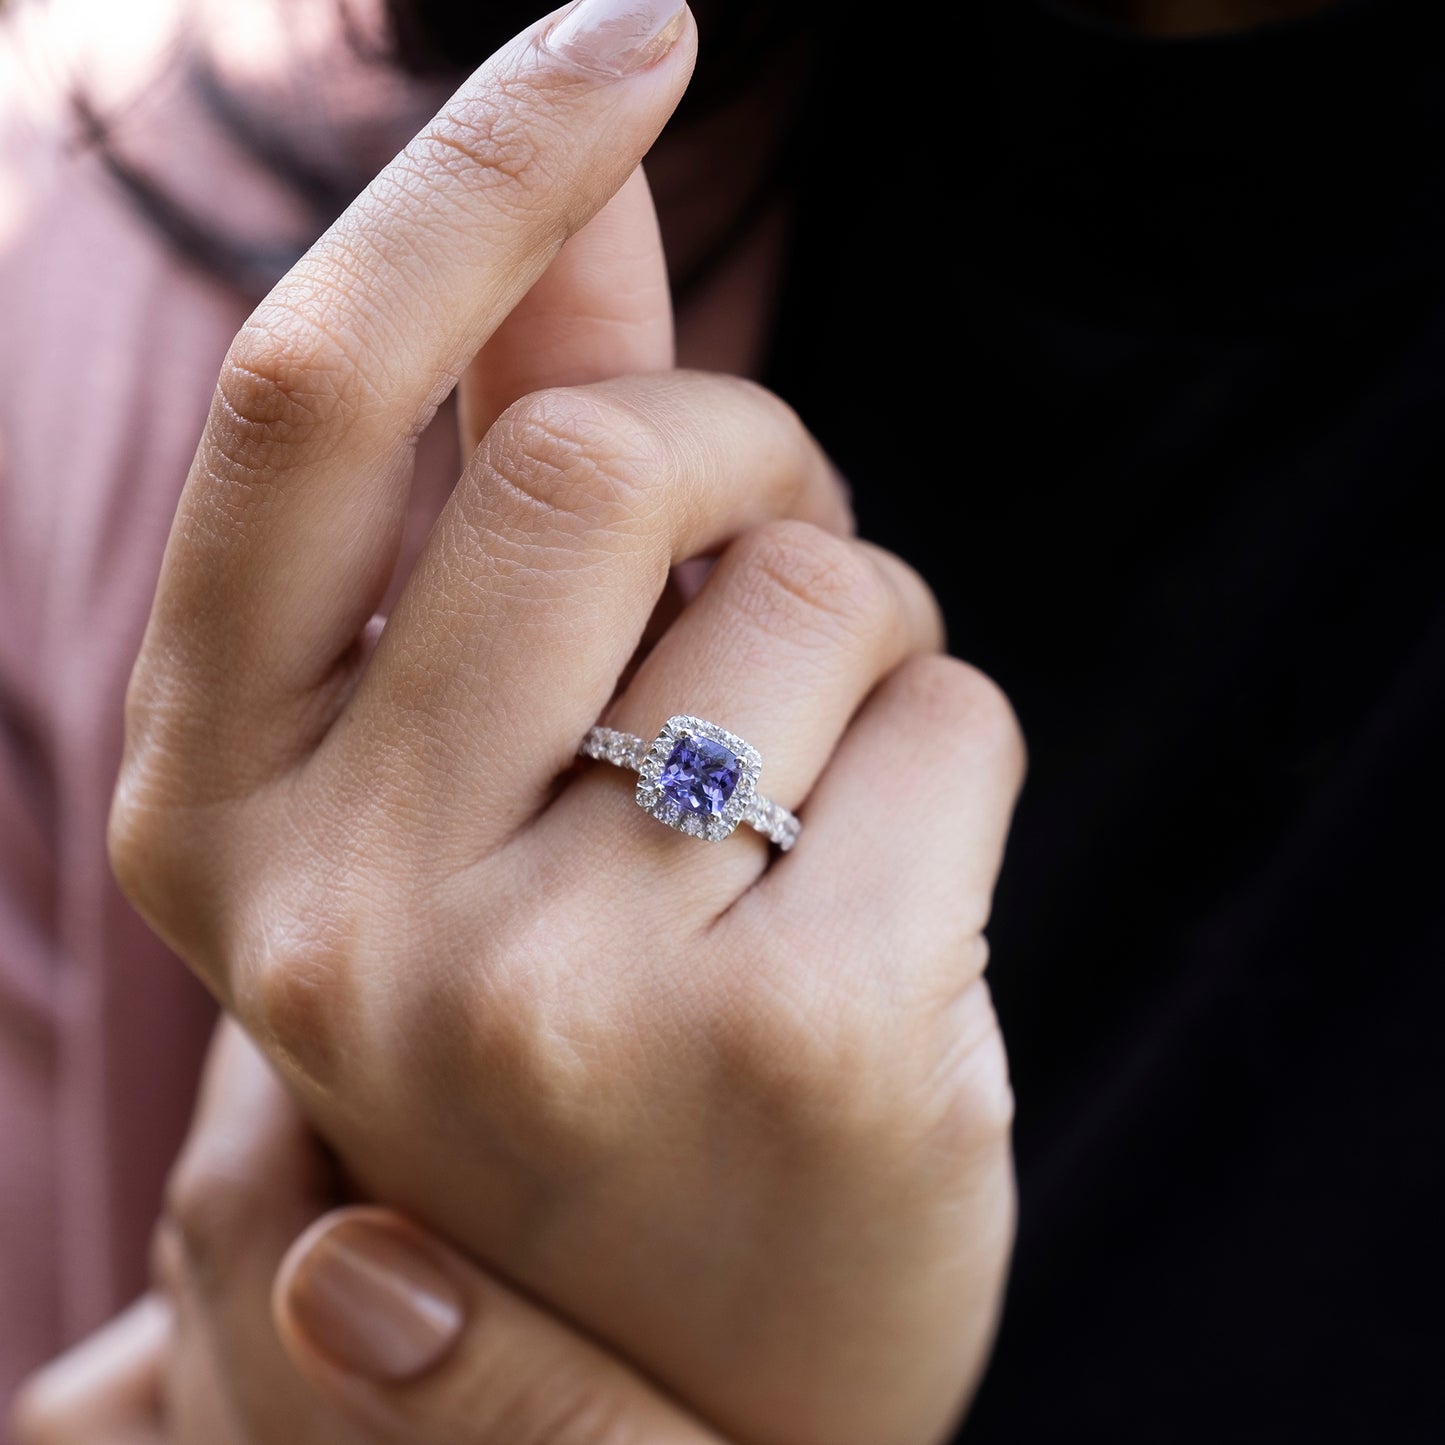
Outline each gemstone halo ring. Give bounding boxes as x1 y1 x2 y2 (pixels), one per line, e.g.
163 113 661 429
578 715 801 851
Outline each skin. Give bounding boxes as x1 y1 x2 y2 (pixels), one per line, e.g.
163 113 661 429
17 1021 741 1444
16 3 1026 1442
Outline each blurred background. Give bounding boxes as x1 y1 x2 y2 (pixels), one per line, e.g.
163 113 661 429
2 1 1442 1440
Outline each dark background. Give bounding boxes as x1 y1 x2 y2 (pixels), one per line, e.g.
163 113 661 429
84 0 1445 1436
767 2 1443 1438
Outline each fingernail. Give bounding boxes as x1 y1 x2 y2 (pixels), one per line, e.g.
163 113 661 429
284 1215 464 1382
544 0 688 78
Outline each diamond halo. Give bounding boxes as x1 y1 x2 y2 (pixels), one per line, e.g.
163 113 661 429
578 716 800 850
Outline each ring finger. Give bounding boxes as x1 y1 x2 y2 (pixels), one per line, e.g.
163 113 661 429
543 519 945 910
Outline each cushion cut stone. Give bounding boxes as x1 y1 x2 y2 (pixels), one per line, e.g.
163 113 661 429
658 733 741 817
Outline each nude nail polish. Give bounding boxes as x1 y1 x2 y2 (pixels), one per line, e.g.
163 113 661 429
544 0 688 78
284 1215 464 1381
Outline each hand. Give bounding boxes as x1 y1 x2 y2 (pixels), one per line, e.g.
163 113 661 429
109 4 1027 1442
13 1022 730 1444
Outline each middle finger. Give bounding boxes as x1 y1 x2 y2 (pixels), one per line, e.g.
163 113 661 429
546 520 945 910
323 372 849 855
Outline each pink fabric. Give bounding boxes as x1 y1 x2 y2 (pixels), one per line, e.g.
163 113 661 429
1 39 234 1413
0 0 449 1414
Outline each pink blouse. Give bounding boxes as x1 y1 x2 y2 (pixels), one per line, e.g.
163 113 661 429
0 0 449 1412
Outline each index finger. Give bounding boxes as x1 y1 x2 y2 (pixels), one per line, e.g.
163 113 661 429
136 1 697 781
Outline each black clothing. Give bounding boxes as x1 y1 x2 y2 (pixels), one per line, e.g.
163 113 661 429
771 2 1443 1439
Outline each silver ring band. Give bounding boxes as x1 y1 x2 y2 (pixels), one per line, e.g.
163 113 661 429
579 716 801 851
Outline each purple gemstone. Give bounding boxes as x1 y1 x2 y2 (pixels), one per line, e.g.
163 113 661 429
658 732 741 817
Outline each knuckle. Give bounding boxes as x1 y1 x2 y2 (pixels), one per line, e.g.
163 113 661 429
162 1155 258 1285
469 1018 599 1162
894 654 1028 780
418 87 554 217
728 521 894 651
106 726 245 990
478 387 667 533
106 750 215 956
106 766 166 918
209 306 374 482
239 905 357 1091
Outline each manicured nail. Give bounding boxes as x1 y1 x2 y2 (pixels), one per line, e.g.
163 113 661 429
545 0 688 78
284 1215 464 1381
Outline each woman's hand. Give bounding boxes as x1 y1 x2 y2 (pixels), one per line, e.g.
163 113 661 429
13 1022 730 1444
108 3 1027 1442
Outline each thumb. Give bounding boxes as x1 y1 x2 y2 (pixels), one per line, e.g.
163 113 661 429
274 1207 726 1445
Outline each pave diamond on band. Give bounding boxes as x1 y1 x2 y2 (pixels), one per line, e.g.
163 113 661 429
578 716 801 851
